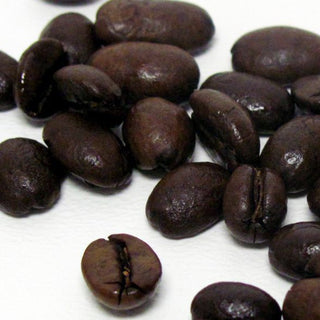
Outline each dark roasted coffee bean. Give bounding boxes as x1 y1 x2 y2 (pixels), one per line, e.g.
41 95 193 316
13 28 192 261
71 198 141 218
95 0 214 53
223 165 287 244
232 26 320 84
307 178 320 217
283 278 320 320
81 233 162 311
0 51 18 110
146 162 229 239
191 282 281 320
269 222 320 280
260 115 320 193
190 89 260 172
89 42 199 104
15 39 67 119
0 138 63 216
122 97 195 171
43 112 132 189
201 71 294 133
40 13 97 65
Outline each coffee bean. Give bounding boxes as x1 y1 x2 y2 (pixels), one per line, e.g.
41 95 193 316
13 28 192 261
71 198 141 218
43 112 132 189
232 26 320 84
81 233 162 311
191 282 281 320
269 222 320 280
190 89 260 172
283 278 320 320
0 138 63 216
146 162 229 239
122 97 195 171
88 42 199 104
223 165 287 244
95 0 214 53
307 178 320 217
201 71 294 133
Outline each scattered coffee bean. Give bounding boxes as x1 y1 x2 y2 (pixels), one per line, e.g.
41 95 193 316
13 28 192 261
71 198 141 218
191 282 281 320
81 233 162 311
307 178 320 217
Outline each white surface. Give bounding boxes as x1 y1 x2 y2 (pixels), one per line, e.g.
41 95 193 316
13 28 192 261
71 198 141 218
0 0 319 319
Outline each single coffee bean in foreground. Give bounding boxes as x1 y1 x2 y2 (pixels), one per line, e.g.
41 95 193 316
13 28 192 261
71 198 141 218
0 138 63 216
223 165 287 244
201 71 294 133
88 42 199 104
122 97 195 171
146 162 229 239
283 278 320 320
307 178 320 218
95 0 214 53
81 233 162 311
191 282 281 320
269 222 320 280
190 89 260 172
43 112 132 189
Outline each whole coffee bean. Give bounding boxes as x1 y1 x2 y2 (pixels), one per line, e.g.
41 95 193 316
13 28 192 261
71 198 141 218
89 42 199 104
283 278 320 320
43 112 132 189
0 138 63 217
191 282 281 320
190 89 260 172
0 51 18 110
269 222 320 280
146 162 229 239
201 71 294 133
81 233 162 311
40 13 97 65
15 39 67 119
232 26 320 84
307 178 320 217
95 0 214 53
223 165 287 244
260 115 320 193
122 97 195 171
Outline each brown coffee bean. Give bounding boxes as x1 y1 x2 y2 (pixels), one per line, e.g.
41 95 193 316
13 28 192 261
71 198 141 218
307 178 320 217
122 97 195 171
88 42 199 104
43 112 132 189
146 162 229 239
95 0 214 53
81 233 162 311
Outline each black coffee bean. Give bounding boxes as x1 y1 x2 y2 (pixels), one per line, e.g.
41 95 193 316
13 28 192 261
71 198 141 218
146 162 229 239
122 97 195 171
223 165 287 244
191 282 281 320
81 233 162 311
269 222 320 280
307 178 320 217
190 89 260 172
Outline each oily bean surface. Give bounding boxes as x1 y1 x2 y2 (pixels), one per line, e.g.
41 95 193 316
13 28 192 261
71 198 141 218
81 233 162 311
88 42 199 104
307 178 320 217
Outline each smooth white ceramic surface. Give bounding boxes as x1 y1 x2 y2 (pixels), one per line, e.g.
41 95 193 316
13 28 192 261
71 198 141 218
0 0 319 319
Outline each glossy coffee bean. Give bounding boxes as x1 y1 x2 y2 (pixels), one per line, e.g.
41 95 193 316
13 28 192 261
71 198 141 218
122 97 195 171
0 138 63 217
307 178 320 217
43 112 132 189
201 71 294 133
89 42 199 104
269 222 320 280
260 115 320 193
232 26 320 84
191 282 281 320
0 51 18 110
95 0 214 53
40 13 97 65
283 278 320 320
81 233 162 311
190 89 260 172
146 162 229 239
223 165 287 244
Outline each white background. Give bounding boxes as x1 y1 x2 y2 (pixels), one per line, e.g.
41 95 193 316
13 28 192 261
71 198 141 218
0 0 319 319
